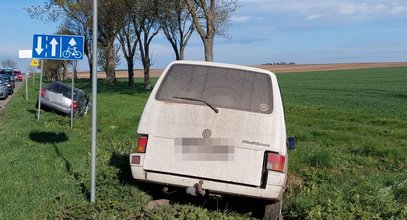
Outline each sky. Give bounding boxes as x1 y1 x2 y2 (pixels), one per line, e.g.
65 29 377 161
0 0 406 72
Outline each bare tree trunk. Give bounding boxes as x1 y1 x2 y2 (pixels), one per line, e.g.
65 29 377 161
84 39 93 79
63 60 68 80
179 49 185 60
127 61 134 87
73 61 78 79
88 61 93 79
143 65 151 90
203 38 214 62
105 40 116 83
171 43 180 60
85 53 93 79
142 49 151 90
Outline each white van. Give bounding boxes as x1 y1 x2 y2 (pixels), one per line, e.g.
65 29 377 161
130 61 291 219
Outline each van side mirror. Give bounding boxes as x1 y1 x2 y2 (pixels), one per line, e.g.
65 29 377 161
287 137 296 150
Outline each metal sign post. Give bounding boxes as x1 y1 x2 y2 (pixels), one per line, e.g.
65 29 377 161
28 59 40 102
71 69 74 129
18 50 33 102
90 0 98 203
36 59 43 121
25 73 28 101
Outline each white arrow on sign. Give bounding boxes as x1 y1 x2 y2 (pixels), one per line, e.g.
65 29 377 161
35 36 43 55
69 38 77 46
50 38 58 57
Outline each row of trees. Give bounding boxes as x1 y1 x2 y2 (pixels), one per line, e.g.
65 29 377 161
27 0 239 89
1 59 18 69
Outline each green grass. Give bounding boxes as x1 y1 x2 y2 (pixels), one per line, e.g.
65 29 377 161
0 66 406 219
279 67 407 219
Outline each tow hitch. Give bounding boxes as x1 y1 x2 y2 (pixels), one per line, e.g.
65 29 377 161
186 180 206 196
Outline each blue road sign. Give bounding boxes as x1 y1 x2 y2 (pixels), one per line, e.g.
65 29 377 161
32 34 84 60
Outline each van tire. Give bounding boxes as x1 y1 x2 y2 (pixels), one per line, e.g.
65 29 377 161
264 200 282 220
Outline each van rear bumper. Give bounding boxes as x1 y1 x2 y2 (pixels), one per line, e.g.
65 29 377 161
130 154 286 200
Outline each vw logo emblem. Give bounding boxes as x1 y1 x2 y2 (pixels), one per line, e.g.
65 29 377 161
202 129 212 138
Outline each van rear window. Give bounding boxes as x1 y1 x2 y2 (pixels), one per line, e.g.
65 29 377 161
156 64 273 114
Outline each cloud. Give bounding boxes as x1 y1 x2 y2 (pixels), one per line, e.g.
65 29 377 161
231 15 250 23
305 14 321 20
238 0 407 22
390 4 407 14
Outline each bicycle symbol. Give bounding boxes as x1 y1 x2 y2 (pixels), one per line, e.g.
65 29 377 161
62 46 82 59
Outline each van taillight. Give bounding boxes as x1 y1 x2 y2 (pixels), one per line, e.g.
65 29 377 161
70 101 78 109
266 153 285 172
136 136 148 153
40 89 46 97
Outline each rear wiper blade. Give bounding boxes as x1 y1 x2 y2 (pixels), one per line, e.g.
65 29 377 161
172 96 219 113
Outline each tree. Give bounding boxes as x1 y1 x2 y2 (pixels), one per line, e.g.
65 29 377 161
43 59 65 81
117 0 139 87
97 0 127 83
185 0 239 61
97 43 121 74
1 59 17 69
130 0 161 90
159 0 195 60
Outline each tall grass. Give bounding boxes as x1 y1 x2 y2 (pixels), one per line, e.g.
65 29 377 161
0 67 406 219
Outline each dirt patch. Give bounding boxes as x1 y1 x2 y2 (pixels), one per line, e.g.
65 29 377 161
77 62 407 79
255 62 407 73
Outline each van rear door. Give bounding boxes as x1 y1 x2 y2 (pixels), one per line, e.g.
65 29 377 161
139 63 284 187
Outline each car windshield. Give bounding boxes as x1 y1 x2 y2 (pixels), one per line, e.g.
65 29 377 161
156 64 273 114
1 69 13 75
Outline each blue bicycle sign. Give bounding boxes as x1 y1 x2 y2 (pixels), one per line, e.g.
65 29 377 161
62 46 82 59
32 34 84 60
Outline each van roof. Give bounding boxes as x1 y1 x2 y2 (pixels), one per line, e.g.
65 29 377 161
165 60 276 77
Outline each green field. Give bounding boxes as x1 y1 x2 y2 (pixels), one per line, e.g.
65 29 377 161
0 66 406 219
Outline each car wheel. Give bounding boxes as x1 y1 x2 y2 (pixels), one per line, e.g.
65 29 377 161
264 200 282 220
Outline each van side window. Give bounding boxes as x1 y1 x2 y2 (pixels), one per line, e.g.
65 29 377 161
156 64 273 114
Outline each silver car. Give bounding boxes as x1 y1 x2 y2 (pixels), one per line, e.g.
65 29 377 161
0 78 9 99
38 81 89 117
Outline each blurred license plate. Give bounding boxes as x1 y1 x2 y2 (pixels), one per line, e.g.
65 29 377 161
174 138 235 161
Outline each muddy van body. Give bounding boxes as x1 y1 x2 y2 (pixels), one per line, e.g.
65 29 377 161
130 61 289 219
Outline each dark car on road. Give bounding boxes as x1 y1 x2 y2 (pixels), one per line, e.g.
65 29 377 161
1 75 14 95
0 78 8 99
37 81 89 117
0 69 15 89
